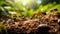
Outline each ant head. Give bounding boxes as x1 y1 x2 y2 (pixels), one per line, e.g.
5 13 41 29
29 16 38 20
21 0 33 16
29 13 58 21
50 9 54 12
42 12 46 15
54 8 58 11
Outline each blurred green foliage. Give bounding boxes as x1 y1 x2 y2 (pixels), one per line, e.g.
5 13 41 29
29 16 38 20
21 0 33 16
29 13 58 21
41 0 60 5
0 0 60 18
0 22 7 34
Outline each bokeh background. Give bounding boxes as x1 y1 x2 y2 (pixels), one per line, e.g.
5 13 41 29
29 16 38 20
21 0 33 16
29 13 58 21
0 0 60 34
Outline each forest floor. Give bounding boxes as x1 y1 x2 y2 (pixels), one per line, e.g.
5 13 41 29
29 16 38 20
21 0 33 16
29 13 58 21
0 13 60 34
